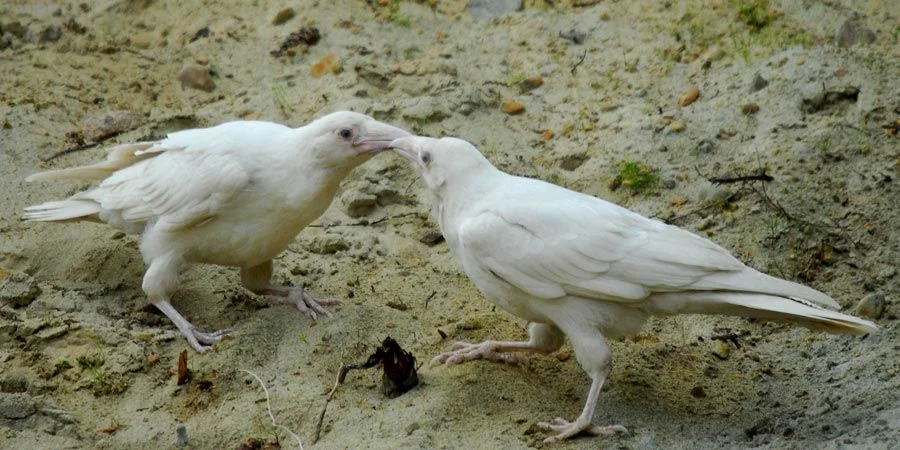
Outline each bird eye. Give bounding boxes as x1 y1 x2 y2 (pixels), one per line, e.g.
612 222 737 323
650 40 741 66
338 128 353 140
421 151 432 164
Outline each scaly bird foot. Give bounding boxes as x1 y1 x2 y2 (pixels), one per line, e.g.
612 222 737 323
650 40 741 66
185 327 232 353
263 286 341 320
537 417 627 442
431 341 527 366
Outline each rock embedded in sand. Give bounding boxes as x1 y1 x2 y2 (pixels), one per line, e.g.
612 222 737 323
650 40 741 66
501 100 525 115
81 110 145 142
467 0 523 19
679 87 700 106
311 53 341 78
712 340 731 360
0 269 40 308
272 8 295 25
518 75 543 93
835 20 876 47
0 372 28 393
341 190 379 218
750 72 769 92
854 293 885 320
178 62 216 92
305 234 349 255
0 393 37 420
742 102 760 115
667 120 686 133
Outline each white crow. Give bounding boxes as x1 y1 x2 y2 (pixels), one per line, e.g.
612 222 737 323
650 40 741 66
390 135 876 443
24 111 410 352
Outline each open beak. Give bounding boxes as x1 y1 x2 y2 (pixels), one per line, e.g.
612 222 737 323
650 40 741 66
389 136 418 163
355 123 411 153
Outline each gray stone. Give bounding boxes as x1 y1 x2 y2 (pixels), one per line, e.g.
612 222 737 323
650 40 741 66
835 20 876 47
855 293 885 320
37 25 62 43
4 21 27 39
0 372 29 393
467 0 522 19
82 110 145 142
400 96 449 122
0 393 37 419
750 72 769 92
305 234 349 255
0 270 40 308
341 190 379 218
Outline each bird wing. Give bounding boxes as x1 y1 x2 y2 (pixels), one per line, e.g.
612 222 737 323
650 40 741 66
457 180 762 304
80 141 251 232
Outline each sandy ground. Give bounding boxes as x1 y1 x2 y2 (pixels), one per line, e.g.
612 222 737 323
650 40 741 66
1 1 898 449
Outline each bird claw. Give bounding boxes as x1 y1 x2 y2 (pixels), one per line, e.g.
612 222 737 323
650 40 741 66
537 417 627 442
185 327 232 352
431 341 526 366
267 287 340 321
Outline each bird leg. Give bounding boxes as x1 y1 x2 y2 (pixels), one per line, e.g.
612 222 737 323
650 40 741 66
152 299 231 353
537 333 626 442
241 261 341 320
144 252 230 353
432 322 564 366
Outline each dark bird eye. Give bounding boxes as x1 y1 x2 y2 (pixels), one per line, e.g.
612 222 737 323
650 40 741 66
421 151 432 164
339 128 353 140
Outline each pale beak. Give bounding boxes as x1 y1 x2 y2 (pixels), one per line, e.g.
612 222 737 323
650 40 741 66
355 123 411 153
389 136 417 164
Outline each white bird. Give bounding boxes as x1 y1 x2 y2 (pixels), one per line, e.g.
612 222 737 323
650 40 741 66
390 136 877 443
24 111 410 352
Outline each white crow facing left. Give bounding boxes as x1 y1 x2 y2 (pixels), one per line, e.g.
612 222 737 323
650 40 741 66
391 135 876 443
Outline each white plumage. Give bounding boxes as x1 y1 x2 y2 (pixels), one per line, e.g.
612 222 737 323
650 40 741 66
391 135 876 442
25 111 410 352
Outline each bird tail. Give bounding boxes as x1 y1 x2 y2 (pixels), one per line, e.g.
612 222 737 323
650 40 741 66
648 291 877 335
25 142 157 182
23 199 102 222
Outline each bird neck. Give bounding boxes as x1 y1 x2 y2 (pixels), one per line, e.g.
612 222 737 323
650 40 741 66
434 166 502 226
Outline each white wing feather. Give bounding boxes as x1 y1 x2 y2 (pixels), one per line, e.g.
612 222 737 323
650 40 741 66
458 178 839 308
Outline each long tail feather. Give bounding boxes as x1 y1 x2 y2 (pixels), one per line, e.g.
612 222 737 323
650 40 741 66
23 199 101 222
25 142 157 182
648 291 877 335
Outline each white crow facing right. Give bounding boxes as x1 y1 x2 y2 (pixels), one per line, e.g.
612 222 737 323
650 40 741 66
24 111 410 352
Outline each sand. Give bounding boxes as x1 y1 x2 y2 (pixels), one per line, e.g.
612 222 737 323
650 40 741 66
1 1 897 449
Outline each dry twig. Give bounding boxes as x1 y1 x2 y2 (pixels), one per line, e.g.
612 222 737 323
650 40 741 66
241 369 304 450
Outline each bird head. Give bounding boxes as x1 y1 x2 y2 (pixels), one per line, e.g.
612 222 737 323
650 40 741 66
390 136 494 194
306 111 411 165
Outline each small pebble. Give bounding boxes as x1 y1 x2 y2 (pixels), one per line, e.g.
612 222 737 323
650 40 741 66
82 110 144 142
712 340 731 360
667 120 685 133
854 293 885 320
311 53 341 78
419 232 445 247
0 393 37 420
750 72 769 92
0 269 40 308
835 20 876 47
272 8 295 25
518 75 543 93
679 87 700 106
176 424 189 446
741 102 760 115
501 101 525 115
178 62 216 92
